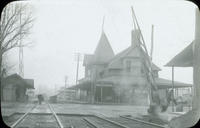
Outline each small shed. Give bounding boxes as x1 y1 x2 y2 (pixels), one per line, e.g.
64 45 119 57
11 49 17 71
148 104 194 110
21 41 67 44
2 74 34 102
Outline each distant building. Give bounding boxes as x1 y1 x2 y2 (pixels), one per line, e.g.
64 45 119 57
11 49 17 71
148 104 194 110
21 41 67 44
2 74 34 102
57 88 76 103
50 86 76 103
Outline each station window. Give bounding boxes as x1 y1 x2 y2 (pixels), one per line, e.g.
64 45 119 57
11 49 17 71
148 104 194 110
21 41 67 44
126 60 132 72
87 70 91 76
141 68 145 74
99 71 104 78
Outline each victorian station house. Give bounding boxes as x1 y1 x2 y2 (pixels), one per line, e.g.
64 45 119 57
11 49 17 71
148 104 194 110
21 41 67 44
71 27 192 105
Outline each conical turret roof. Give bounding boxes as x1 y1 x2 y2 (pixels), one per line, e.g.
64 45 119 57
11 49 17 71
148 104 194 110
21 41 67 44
93 31 115 64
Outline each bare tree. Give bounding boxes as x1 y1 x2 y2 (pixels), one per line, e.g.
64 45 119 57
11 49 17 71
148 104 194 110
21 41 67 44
0 2 34 100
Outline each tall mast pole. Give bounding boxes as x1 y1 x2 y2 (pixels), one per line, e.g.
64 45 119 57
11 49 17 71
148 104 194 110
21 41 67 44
19 4 24 77
102 15 105 32
150 25 154 61
131 6 160 113
75 53 80 85
65 76 68 88
131 6 157 90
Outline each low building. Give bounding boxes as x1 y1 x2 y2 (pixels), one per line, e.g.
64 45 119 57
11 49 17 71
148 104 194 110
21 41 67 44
71 28 192 105
2 73 34 102
57 88 76 103
50 87 76 103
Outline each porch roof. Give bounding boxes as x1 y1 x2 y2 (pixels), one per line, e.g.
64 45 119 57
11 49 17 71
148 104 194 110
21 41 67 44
165 42 193 67
97 76 192 89
97 76 146 85
68 81 92 90
155 78 192 89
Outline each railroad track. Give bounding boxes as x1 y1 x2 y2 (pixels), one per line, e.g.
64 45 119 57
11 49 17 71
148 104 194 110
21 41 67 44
120 115 166 128
9 102 74 128
6 103 168 128
86 112 167 128
10 103 37 128
7 102 96 128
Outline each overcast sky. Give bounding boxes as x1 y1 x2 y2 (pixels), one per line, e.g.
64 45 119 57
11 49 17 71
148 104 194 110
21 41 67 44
5 0 197 94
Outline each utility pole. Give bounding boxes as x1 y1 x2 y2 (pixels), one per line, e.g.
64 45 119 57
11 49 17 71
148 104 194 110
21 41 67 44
172 66 175 112
65 76 68 88
131 6 159 114
19 4 24 77
150 25 154 61
75 53 81 85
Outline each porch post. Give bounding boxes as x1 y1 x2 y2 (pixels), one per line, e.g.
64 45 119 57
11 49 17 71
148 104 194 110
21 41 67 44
193 8 200 112
100 86 103 103
172 66 175 112
177 88 178 97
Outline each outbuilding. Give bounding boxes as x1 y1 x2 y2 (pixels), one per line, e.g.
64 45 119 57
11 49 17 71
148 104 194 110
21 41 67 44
2 73 34 102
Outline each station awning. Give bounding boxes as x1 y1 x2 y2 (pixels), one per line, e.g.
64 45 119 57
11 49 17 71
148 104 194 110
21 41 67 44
71 76 192 90
165 42 193 67
97 76 192 89
68 81 92 90
155 78 192 89
97 76 147 85
96 83 113 87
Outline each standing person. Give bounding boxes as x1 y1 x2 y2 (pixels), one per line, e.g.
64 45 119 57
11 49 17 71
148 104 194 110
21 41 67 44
41 95 44 103
38 94 42 105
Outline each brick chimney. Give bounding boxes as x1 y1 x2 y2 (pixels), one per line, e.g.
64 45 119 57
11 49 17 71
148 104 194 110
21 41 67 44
131 29 141 47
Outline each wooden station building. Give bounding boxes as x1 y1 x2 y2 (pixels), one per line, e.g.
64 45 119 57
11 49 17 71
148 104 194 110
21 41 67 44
71 28 192 105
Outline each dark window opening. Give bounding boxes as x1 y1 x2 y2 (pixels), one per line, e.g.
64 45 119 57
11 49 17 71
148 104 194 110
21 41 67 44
126 60 131 72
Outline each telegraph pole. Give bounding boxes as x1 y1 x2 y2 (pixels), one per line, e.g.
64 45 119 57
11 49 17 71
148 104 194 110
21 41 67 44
150 25 154 61
172 66 175 112
75 53 81 85
65 76 68 88
19 4 24 77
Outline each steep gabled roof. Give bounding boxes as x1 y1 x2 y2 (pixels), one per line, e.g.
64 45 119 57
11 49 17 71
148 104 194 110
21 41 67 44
107 29 160 71
107 46 161 71
93 31 115 64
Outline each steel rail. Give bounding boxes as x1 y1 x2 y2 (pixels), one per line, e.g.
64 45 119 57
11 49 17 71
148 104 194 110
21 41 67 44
93 115 130 128
83 118 99 128
120 115 166 128
47 103 65 128
11 103 37 128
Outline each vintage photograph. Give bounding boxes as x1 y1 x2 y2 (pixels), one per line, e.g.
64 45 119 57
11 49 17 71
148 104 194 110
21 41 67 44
0 0 199 128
